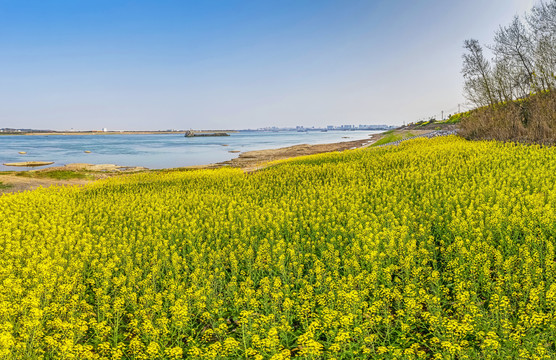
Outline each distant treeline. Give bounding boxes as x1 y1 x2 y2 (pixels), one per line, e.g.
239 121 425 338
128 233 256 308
460 0 556 143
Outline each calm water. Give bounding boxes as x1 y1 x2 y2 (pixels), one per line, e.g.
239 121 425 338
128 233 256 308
0 130 380 171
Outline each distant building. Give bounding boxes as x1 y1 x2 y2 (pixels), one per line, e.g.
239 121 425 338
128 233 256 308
102 128 108 132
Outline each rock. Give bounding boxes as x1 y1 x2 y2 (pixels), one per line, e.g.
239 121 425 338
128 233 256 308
4 161 54 167
228 150 241 153
62 163 93 170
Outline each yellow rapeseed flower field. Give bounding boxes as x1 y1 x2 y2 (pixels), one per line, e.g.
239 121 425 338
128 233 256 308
1 136 556 359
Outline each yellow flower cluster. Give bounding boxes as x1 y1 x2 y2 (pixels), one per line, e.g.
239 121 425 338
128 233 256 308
1 136 556 358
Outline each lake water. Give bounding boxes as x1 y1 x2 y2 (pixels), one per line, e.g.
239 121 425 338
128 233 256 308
0 130 381 171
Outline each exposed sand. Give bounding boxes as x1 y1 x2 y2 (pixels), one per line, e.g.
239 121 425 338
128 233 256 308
3 161 55 167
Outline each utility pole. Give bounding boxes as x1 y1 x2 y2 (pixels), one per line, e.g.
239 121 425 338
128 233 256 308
441 111 444 120
458 104 461 113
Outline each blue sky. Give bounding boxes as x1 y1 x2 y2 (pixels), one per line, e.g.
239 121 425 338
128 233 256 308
0 0 537 130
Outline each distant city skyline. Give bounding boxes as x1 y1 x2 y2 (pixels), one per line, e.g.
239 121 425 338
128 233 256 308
0 0 537 131
0 123 395 133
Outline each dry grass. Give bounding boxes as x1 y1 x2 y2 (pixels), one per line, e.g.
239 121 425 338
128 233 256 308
459 91 556 144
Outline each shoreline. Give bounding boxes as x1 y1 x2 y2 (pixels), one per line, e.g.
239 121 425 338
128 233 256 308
215 129 434 172
211 135 382 172
0 130 430 193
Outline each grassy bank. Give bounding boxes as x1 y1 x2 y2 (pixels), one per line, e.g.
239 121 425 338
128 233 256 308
1 136 556 359
371 130 415 146
14 169 92 180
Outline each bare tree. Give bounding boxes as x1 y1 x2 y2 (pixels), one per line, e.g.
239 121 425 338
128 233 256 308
492 59 515 103
528 1 556 36
462 39 496 107
459 1 556 144
527 1 556 90
463 1 556 105
491 16 535 97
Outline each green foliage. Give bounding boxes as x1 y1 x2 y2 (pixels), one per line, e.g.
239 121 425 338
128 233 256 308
371 131 414 146
371 133 403 146
16 170 90 180
414 119 437 127
438 111 472 124
0 181 12 190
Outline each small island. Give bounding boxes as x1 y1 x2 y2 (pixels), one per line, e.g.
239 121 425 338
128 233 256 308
184 130 230 137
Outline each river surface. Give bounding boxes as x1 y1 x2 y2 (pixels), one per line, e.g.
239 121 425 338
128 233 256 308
0 130 381 171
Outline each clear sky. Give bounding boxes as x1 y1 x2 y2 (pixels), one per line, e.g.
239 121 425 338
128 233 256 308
0 0 537 130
